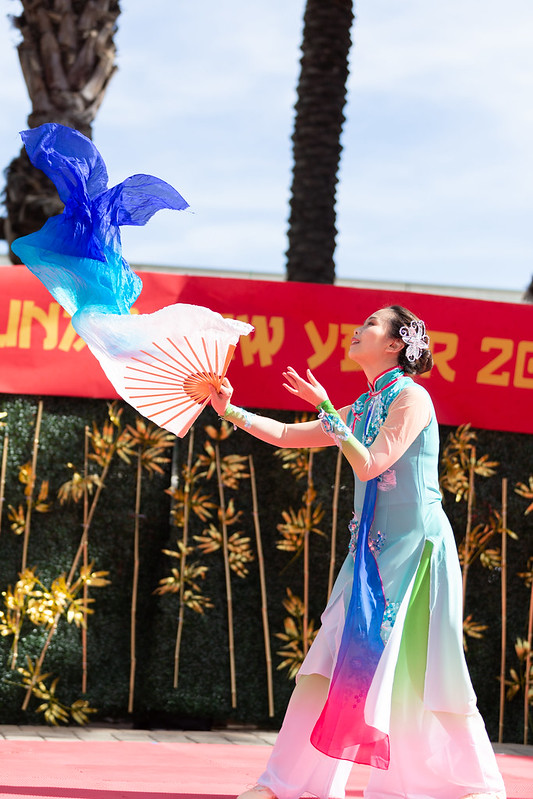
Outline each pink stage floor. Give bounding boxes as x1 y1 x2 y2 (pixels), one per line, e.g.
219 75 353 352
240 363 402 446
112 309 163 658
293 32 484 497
0 741 530 799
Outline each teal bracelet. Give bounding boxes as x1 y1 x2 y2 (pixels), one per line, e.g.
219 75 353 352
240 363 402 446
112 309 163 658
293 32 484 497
223 403 254 429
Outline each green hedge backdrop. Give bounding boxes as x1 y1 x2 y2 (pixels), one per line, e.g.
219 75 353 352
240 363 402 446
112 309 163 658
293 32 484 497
0 394 530 743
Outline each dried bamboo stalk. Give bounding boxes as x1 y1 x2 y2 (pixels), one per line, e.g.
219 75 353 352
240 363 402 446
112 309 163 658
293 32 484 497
498 478 508 744
81 425 89 693
303 450 314 656
66 459 111 585
174 428 195 689
524 572 533 745
23 455 114 709
327 448 342 601
249 454 274 717
13 402 44 670
461 447 476 608
128 450 143 713
0 428 8 537
22 620 57 710
215 442 236 708
21 399 43 572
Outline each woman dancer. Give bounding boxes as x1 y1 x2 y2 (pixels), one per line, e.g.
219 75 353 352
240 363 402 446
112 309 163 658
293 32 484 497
210 305 505 799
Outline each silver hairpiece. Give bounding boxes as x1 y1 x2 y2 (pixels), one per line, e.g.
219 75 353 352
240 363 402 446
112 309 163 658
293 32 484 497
399 320 430 363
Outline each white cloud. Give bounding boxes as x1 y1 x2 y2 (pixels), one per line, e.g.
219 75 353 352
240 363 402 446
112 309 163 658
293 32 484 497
332 0 533 289
349 0 533 150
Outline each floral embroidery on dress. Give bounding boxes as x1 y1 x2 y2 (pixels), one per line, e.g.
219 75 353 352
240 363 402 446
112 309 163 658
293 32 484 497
347 368 407 557
368 529 385 556
363 393 385 445
350 397 365 427
349 367 406 448
350 523 385 559
348 514 360 554
381 599 401 644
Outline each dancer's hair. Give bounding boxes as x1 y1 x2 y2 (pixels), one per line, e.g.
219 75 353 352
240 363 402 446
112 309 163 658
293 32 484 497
385 305 433 375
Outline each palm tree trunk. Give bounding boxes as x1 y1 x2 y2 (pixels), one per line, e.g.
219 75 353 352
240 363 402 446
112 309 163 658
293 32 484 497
286 0 354 283
2 0 121 255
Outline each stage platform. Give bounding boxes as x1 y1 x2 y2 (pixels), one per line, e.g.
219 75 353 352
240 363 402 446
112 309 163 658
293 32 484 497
0 727 530 799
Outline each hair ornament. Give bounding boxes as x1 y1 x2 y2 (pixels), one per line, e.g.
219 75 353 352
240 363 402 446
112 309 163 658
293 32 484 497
399 320 430 363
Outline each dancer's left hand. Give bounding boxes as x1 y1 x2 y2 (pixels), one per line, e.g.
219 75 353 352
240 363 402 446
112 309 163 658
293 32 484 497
282 367 329 407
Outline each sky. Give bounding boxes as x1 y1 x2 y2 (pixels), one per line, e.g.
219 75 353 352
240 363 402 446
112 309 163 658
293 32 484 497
0 0 532 292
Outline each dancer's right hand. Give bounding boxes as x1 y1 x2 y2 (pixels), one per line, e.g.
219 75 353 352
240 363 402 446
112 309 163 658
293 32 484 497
209 377 234 417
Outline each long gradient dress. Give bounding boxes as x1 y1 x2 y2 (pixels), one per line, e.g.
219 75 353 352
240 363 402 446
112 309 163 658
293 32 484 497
258 367 505 799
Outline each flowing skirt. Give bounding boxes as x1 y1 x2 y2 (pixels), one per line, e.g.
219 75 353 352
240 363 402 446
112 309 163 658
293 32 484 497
257 539 505 799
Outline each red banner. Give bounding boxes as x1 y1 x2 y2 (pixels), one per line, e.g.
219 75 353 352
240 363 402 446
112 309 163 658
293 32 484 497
0 267 532 434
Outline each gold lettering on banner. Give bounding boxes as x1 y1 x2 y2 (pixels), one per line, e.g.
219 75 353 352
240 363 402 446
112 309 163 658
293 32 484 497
19 301 60 350
304 321 363 372
236 315 285 367
0 300 22 347
420 330 458 382
340 323 363 372
476 337 513 387
58 310 86 352
514 341 533 389
305 321 339 370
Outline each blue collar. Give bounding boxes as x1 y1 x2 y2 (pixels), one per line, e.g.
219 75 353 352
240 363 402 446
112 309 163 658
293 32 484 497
367 366 405 394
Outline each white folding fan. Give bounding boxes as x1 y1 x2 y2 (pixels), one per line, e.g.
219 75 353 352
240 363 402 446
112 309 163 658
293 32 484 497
72 303 253 437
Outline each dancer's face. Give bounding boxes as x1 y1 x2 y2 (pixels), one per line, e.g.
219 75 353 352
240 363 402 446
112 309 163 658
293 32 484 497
348 309 401 367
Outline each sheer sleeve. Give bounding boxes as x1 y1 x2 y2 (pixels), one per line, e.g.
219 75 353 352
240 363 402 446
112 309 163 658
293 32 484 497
223 405 351 448
222 385 431 475
348 384 433 481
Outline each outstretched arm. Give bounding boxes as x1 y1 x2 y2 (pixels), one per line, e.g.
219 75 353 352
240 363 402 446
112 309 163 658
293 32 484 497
282 369 431 481
208 367 429 465
209 376 337 449
282 368 373 474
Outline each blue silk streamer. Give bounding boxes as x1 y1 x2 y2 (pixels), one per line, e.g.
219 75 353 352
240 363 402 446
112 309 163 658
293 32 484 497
9 123 255 440
310 476 390 768
11 123 189 318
